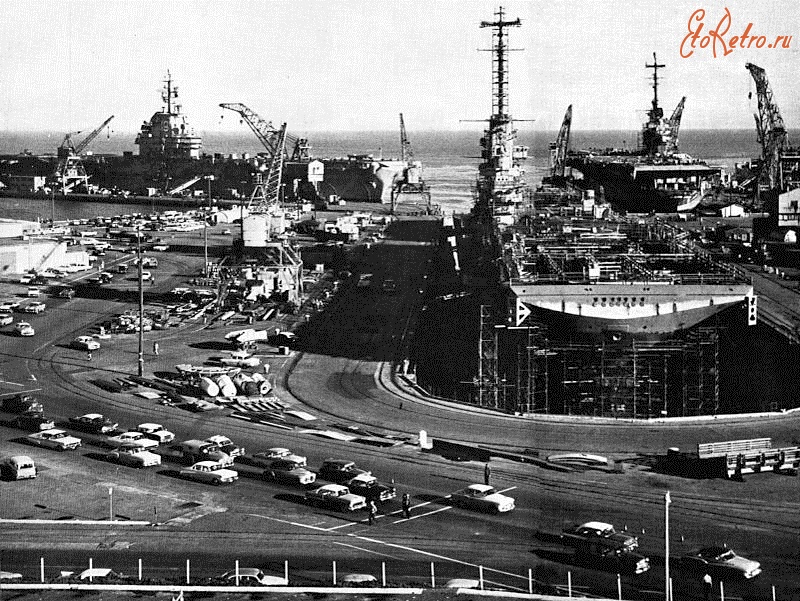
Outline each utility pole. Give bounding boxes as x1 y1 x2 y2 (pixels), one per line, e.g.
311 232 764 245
204 175 214 277
665 490 671 601
137 229 144 377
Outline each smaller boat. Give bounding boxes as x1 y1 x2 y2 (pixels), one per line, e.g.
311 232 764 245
176 364 241 377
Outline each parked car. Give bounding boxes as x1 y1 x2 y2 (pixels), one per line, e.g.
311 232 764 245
106 443 162 468
345 473 396 503
136 423 174 444
263 456 316 486
26 287 40 297
72 336 100 351
246 448 295 467
15 411 55 432
205 435 245 457
2 394 43 414
57 287 76 299
0 571 23 581
1 455 37 480
450 484 515 513
22 301 46 314
0 312 13 326
14 322 35 337
180 461 238 485
305 484 368 512
341 573 378 585
152 244 169 252
0 301 20 312
218 568 287 586
318 458 371 484
27 429 82 451
171 440 233 466
679 547 762 580
68 413 118 434
107 431 159 450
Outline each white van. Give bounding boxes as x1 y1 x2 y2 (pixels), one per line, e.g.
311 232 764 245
2 455 37 480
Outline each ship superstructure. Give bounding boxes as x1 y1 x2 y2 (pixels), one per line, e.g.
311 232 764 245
135 72 202 161
474 7 529 222
568 55 720 213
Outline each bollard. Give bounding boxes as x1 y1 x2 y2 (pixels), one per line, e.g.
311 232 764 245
40 557 44 583
617 573 622 600
235 560 239 586
138 558 142 581
568 571 572 598
285 560 289 584
382 562 386 587
186 559 190 585
332 561 337 585
528 568 533 594
772 585 776 601
669 577 673 601
430 562 435 588
89 557 93 582
479 565 484 590
720 580 725 601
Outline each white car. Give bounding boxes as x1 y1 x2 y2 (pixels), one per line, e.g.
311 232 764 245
180 461 238 485
205 435 245 457
152 244 169 252
305 484 368 512
27 429 82 451
72 336 100 351
248 448 294 467
107 431 159 450
0 301 20 312
14 322 35 337
23 301 46 314
106 443 162 468
219 568 287 586
137 423 174 444
450 484 515 513
0 312 13 326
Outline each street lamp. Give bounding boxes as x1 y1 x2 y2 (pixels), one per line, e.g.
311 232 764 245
665 490 671 601
137 228 144 377
204 175 215 277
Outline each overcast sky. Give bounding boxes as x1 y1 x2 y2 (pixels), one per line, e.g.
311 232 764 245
1 0 798 133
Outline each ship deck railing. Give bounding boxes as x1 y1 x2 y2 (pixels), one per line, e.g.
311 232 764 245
511 272 744 286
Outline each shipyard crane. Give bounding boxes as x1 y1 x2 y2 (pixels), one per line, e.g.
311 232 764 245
663 97 686 156
746 62 789 192
392 113 430 214
219 103 309 161
399 113 413 163
549 105 572 179
54 115 114 193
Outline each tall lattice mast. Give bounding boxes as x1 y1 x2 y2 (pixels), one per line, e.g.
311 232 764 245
480 7 521 120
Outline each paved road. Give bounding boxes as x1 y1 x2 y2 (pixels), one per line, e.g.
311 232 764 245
0 217 798 600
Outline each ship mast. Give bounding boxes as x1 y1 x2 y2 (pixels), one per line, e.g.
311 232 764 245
642 53 666 156
162 71 178 114
481 7 521 122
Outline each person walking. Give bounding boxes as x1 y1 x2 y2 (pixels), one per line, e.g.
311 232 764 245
702 573 712 601
484 462 491 486
367 500 378 525
87 351 93 361
401 493 412 519
153 342 159 356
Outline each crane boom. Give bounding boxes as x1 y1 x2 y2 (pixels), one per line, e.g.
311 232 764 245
549 105 572 179
219 102 308 161
75 115 114 155
746 62 788 190
664 97 685 156
399 113 413 163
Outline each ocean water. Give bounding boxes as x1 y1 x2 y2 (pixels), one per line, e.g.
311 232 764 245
0 128 772 221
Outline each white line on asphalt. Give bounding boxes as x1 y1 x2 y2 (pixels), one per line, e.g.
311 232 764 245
0 386 40 394
392 505 452 524
246 513 331 532
333 541 402 560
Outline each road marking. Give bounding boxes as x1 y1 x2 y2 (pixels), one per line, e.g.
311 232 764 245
393 505 453 524
0 380 27 387
246 513 331 532
333 541 401 560
0 387 41 395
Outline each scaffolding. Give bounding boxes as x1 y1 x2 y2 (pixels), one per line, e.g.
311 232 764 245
477 305 499 408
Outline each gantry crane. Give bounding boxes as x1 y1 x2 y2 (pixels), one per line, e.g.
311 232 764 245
220 103 308 213
746 62 789 192
54 115 114 193
392 113 430 213
549 105 572 179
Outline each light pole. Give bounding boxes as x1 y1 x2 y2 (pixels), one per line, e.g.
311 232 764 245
665 490 671 601
137 228 144 377
204 175 214 277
